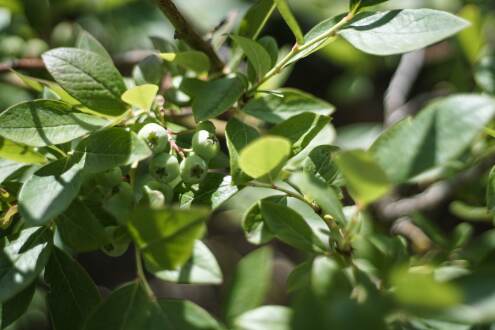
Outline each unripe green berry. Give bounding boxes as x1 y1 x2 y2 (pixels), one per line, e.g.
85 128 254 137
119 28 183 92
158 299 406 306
97 167 122 188
180 154 208 185
149 153 180 183
138 123 169 153
1 36 24 57
192 130 220 161
197 120 216 133
22 38 49 58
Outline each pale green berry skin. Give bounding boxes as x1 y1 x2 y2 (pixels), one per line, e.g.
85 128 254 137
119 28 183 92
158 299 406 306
149 153 180 184
180 154 208 185
138 123 169 153
98 167 123 188
192 130 220 161
197 120 216 133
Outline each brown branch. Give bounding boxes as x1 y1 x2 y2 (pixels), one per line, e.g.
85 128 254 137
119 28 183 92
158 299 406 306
391 217 432 253
155 0 224 73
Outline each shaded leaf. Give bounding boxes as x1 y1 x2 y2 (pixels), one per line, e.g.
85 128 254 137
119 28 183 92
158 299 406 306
237 0 275 39
158 299 225 330
232 35 272 80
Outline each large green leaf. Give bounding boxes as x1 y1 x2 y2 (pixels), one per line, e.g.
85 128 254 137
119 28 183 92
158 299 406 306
0 159 28 184
225 118 260 184
128 207 208 270
243 88 334 124
238 136 291 180
231 35 272 80
0 138 46 164
19 157 85 226
56 199 110 252
45 247 101 330
0 227 51 303
223 247 273 325
42 48 128 116
181 173 238 210
158 299 225 330
76 31 112 61
0 100 109 147
371 95 495 183
152 241 222 285
237 0 275 39
339 9 469 56
0 283 36 329
83 282 166 330
75 128 152 173
260 201 327 253
335 150 391 206
192 75 247 122
234 305 292 330
274 0 304 44
270 113 330 154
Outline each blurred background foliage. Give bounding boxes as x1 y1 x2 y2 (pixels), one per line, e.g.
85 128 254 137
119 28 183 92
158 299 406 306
1 0 495 329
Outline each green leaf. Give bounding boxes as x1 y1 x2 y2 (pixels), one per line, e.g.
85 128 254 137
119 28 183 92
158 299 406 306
158 299 225 330
223 247 273 325
0 100 109 147
270 113 330 154
231 35 272 80
0 227 51 303
350 0 388 10
45 247 101 330
121 84 159 111
260 201 326 253
0 159 28 184
56 199 110 252
42 48 128 116
475 55 495 95
487 166 495 214
225 118 260 184
151 241 222 285
128 207 208 270
371 95 495 183
334 150 391 206
274 0 304 44
0 138 46 164
83 282 166 330
181 173 238 209
19 157 85 226
339 9 469 56
160 51 210 73
237 0 275 39
75 128 152 173
234 306 292 330
243 88 334 124
0 283 35 329
192 74 247 122
76 31 112 61
239 136 291 180
302 145 340 185
242 195 285 245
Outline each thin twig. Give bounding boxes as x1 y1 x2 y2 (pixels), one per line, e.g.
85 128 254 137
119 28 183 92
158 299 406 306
155 0 224 73
134 246 156 300
391 217 432 253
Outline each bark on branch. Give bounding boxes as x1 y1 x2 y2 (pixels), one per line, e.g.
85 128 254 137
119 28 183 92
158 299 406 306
155 0 224 73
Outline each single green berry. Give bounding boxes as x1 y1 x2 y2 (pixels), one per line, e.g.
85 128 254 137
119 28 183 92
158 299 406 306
51 22 77 47
138 123 169 153
192 130 220 161
197 120 216 133
149 153 180 183
144 180 174 203
22 38 49 58
97 167 123 188
102 226 130 257
1 36 25 57
180 154 208 185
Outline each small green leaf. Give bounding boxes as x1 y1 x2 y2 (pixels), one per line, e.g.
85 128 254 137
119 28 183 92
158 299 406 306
237 0 276 39
151 241 222 285
42 48 128 116
56 199 110 252
234 305 292 330
339 9 469 56
225 118 260 184
181 173 238 209
121 84 159 111
19 157 85 226
231 35 272 80
76 31 112 61
260 201 327 253
0 283 36 329
487 166 495 214
128 207 208 270
475 55 495 95
160 51 210 73
192 74 247 122
334 150 391 206
83 282 166 330
0 138 46 164
239 136 291 180
223 247 273 325
242 195 285 245
0 100 109 147
270 113 330 154
75 128 152 173
302 145 340 185
243 88 334 124
45 247 101 330
274 0 304 44
158 299 225 330
0 227 52 303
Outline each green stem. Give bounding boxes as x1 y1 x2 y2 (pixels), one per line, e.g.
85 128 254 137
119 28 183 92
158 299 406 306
135 246 155 300
248 181 319 212
247 11 356 94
